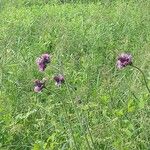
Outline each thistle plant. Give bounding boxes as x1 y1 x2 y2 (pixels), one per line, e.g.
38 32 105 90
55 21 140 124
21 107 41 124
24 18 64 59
33 53 79 149
33 53 94 149
34 53 65 93
117 53 150 94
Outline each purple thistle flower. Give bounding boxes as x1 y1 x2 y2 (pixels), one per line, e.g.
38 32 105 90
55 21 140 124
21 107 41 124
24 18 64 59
116 53 132 69
36 54 51 71
42 54 50 63
53 74 65 86
34 79 45 93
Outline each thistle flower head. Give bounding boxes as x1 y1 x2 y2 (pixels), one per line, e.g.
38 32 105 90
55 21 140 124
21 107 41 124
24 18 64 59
34 79 45 93
36 53 51 71
53 74 65 86
42 54 50 63
117 53 132 69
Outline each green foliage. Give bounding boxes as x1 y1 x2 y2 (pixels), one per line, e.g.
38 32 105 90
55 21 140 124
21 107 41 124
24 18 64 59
1 1 150 149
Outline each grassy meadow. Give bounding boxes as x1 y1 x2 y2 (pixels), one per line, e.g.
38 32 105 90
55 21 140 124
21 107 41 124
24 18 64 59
0 0 150 149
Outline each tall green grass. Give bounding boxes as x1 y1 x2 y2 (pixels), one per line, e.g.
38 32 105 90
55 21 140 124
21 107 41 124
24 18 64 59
0 1 150 149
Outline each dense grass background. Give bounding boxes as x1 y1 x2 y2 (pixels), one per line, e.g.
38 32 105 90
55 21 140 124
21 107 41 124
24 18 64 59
1 0 150 149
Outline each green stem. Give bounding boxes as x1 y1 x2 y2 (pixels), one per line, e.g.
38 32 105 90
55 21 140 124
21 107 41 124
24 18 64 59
85 116 95 149
61 102 78 150
131 65 150 94
65 82 92 150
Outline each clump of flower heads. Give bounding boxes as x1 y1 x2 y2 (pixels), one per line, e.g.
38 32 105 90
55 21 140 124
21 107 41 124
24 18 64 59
116 53 132 69
34 53 65 93
36 54 51 71
53 74 65 86
34 79 45 93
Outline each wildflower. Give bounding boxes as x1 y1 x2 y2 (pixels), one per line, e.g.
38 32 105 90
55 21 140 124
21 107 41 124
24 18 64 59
53 74 65 86
36 54 51 71
116 53 132 69
34 79 45 93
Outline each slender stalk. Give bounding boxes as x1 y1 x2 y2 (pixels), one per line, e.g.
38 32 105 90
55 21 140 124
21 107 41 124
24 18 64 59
131 91 139 100
131 65 150 94
56 51 92 149
65 82 92 150
61 101 78 150
85 116 95 149
85 93 96 149
50 65 61 72
55 50 79 149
